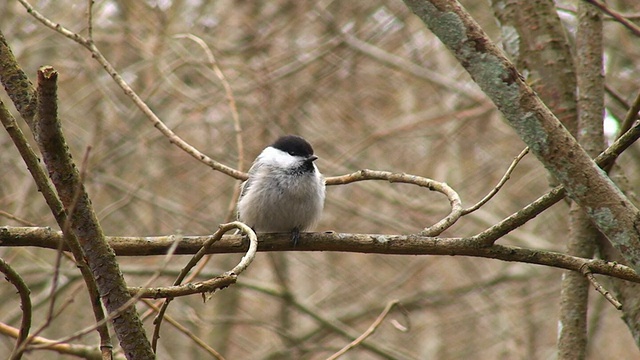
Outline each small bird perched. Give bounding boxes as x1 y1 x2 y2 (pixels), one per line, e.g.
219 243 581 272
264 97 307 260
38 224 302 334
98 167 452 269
237 135 326 245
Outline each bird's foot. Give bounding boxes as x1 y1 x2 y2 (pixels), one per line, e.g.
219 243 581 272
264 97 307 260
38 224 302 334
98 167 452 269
291 227 301 247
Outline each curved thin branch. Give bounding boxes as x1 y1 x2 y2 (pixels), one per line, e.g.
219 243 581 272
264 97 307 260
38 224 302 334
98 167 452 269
0 322 110 360
226 222 259 275
173 33 244 169
327 170 462 236
151 222 257 351
173 33 246 191
0 258 32 360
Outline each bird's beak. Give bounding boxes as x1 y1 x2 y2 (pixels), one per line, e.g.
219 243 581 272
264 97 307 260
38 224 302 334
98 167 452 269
308 155 318 162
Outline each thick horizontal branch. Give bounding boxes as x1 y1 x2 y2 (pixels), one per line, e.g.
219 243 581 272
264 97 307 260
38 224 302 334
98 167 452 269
2 226 638 283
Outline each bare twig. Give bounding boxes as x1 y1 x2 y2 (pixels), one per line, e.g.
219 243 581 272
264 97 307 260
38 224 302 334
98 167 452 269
244 282 410 360
28 220 68 349
86 0 94 42
558 5 640 21
0 210 36 226
21 281 88 356
472 118 640 246
129 274 238 298
327 300 400 360
17 1 470 241
605 84 630 110
582 0 640 37
141 299 226 360
614 89 640 145
0 322 113 360
462 147 529 215
580 264 622 310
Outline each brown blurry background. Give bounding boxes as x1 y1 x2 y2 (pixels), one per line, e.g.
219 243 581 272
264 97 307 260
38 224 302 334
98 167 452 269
1 1 639 359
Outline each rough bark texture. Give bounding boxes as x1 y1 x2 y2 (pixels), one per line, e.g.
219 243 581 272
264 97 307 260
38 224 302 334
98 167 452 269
560 208 597 359
402 0 640 273
491 0 577 134
1 30 115 356
0 34 37 123
597 222 640 348
558 2 605 358
489 3 596 355
35 67 155 360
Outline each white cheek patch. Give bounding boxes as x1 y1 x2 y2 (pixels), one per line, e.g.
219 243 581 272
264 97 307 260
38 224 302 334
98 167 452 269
258 147 299 168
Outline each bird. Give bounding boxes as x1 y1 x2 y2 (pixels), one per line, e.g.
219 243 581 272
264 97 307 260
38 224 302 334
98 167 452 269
237 135 326 245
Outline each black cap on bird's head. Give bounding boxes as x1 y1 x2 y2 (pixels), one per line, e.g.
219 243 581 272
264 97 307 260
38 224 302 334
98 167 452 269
271 135 315 159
